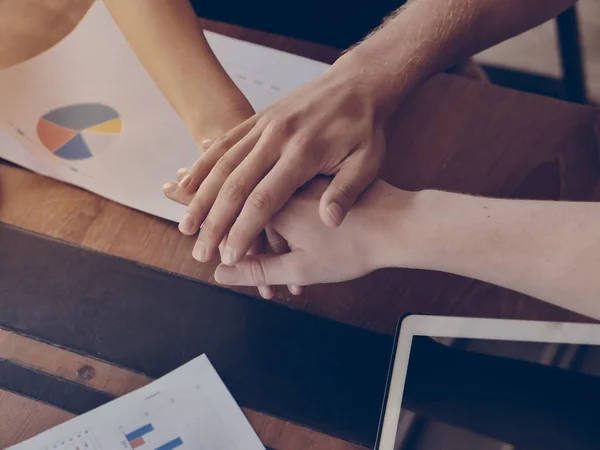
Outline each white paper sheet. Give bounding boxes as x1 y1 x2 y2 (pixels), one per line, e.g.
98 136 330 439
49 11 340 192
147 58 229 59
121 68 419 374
0 0 329 222
9 355 264 450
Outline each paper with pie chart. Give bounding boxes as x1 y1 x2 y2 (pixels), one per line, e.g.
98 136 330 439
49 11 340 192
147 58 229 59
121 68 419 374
37 104 122 160
0 1 329 222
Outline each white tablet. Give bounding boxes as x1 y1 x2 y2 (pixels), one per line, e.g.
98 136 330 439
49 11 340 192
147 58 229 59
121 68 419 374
375 315 600 450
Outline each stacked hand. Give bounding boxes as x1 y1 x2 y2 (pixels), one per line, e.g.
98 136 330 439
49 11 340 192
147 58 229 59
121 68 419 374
165 63 388 271
166 176 420 289
214 178 420 287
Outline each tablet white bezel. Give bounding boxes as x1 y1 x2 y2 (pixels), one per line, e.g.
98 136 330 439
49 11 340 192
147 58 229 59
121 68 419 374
377 315 600 450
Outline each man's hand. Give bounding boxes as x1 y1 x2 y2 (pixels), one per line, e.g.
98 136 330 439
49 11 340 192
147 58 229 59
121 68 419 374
175 60 388 266
212 178 420 287
163 0 575 270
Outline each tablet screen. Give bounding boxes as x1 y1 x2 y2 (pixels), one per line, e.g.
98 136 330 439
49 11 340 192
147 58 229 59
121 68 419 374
378 317 600 450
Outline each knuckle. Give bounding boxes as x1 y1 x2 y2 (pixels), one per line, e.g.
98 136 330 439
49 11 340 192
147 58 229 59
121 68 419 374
334 183 357 203
220 178 245 203
250 260 268 285
213 154 235 177
303 147 322 167
291 131 312 151
264 117 291 137
247 191 273 213
213 135 229 149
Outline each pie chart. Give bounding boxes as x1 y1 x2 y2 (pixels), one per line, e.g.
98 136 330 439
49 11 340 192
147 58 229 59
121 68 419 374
37 103 122 160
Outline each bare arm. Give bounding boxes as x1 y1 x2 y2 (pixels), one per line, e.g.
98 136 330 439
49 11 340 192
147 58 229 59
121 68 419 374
102 0 254 142
341 0 577 114
213 179 600 319
401 189 600 319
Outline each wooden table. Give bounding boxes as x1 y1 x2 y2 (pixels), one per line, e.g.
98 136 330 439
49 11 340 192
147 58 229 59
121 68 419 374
1 1 600 449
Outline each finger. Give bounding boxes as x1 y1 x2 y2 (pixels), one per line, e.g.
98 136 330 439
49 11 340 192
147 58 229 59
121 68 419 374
199 138 215 153
218 235 228 256
219 233 275 299
181 131 259 240
265 228 302 296
176 141 211 184
180 120 255 194
176 168 189 182
289 285 303 295
247 233 264 255
214 251 308 286
162 182 194 206
194 134 279 263
223 155 314 266
319 149 381 227
246 232 275 300
220 233 265 260
258 285 275 300
264 227 288 254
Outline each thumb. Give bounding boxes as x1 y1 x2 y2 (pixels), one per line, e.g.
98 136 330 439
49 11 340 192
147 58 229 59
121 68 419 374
319 150 380 227
214 252 306 287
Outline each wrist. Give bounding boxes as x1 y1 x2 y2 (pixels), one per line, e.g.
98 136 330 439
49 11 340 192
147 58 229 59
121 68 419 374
329 50 409 121
332 6 445 119
385 189 481 273
187 100 254 144
368 188 461 272
331 51 397 120
351 181 425 271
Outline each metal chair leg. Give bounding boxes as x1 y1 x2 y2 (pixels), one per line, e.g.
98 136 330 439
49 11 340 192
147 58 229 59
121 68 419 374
556 5 588 104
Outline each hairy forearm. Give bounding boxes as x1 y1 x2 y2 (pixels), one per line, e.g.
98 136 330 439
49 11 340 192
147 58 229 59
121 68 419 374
103 0 253 140
390 189 600 319
333 0 575 115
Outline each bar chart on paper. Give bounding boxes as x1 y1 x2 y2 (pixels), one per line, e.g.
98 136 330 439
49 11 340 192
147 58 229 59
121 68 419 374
120 419 185 450
10 356 264 450
116 381 244 450
37 417 187 450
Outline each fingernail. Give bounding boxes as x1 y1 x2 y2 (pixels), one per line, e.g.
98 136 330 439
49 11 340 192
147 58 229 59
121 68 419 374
178 213 194 234
215 265 239 284
259 286 274 299
162 183 176 193
193 240 208 262
258 286 273 299
179 174 192 189
289 285 302 295
202 138 216 147
176 167 189 177
222 245 236 266
327 202 344 226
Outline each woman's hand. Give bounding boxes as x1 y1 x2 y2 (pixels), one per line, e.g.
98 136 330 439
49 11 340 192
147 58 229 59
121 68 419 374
213 178 420 288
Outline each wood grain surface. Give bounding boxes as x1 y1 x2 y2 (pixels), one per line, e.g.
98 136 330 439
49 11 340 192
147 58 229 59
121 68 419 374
0 390 73 448
0 330 365 450
1 0 600 449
